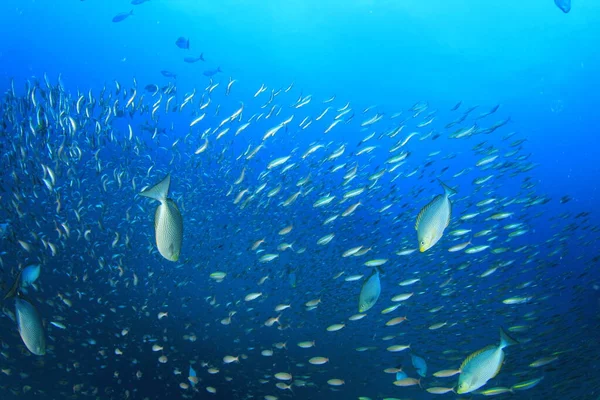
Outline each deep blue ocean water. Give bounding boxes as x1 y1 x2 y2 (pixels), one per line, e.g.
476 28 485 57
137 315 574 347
0 1 598 399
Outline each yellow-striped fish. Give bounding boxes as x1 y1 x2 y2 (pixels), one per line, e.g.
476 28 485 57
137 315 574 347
140 174 183 261
416 181 457 252
457 328 518 394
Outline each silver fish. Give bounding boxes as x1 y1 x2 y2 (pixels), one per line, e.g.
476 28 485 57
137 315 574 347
15 298 46 356
140 174 183 261
457 328 518 394
358 268 381 312
415 180 457 252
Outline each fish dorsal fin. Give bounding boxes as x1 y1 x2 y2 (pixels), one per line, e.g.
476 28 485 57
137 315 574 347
140 174 171 202
460 345 496 371
415 195 443 230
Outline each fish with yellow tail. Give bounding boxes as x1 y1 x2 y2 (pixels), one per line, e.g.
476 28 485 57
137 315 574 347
415 180 457 252
456 328 518 394
140 174 183 261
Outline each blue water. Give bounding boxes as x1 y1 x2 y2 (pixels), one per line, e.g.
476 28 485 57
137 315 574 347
0 0 599 399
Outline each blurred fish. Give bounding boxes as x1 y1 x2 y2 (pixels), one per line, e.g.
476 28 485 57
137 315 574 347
395 369 408 381
139 174 183 262
144 83 159 93
288 270 297 288
3 265 41 300
411 353 427 377
416 181 457 252
0 222 9 238
161 70 177 78
131 0 150 4
457 328 518 394
50 321 66 330
15 298 46 356
554 0 571 13
512 376 544 391
175 37 190 49
20 265 41 288
184 54 205 63
189 365 197 386
112 10 133 23
204 67 222 77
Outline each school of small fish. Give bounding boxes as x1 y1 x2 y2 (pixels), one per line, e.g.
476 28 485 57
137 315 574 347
0 3 596 400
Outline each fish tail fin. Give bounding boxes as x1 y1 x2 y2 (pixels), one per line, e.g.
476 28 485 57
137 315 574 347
374 265 384 275
3 286 17 301
499 327 518 348
438 180 457 197
3 269 23 301
200 53 205 61
140 174 170 202
3 290 15 301
217 66 222 73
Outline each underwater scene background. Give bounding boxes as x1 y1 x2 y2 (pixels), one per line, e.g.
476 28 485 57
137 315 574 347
0 0 599 399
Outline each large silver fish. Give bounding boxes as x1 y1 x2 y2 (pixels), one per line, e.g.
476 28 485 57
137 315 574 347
457 328 518 394
140 174 183 261
15 298 46 356
358 268 381 312
415 180 457 252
